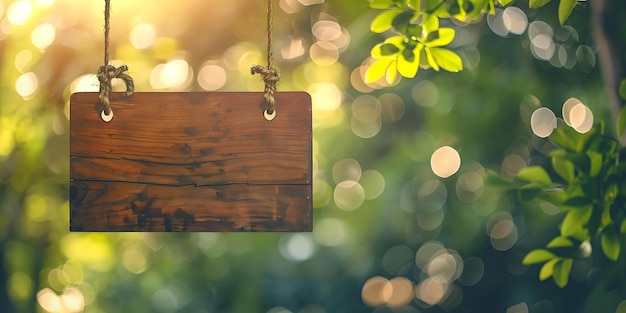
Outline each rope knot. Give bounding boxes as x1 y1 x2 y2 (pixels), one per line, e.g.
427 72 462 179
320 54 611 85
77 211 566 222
96 64 135 114
251 65 280 114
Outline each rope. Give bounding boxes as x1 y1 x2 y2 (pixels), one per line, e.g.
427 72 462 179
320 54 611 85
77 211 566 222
97 0 134 116
251 0 279 115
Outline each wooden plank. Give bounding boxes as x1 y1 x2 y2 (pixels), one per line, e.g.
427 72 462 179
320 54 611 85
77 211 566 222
70 92 312 232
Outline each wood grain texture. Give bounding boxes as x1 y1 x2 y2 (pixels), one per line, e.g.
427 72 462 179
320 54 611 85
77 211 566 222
70 92 312 232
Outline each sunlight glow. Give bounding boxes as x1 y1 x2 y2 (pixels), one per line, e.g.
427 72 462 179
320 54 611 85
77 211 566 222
31 23 55 50
7 0 32 25
14 49 32 73
430 146 461 178
15 72 38 98
309 82 341 111
130 23 157 49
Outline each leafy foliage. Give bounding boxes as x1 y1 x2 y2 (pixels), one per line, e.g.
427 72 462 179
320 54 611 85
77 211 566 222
365 0 490 83
488 108 626 287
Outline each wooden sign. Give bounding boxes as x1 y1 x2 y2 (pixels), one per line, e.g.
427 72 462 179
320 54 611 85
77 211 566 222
70 92 312 232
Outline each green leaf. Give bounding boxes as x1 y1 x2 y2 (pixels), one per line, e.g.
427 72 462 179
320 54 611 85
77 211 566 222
398 45 422 78
523 249 557 264
558 0 577 25
553 258 572 287
483 170 520 189
370 0 398 9
370 9 403 33
392 11 416 33
422 13 439 33
365 58 392 83
498 0 515 6
552 157 575 182
529 0 552 8
515 166 553 187
561 206 592 239
562 196 591 208
539 258 558 281
586 151 602 177
601 226 620 261
424 47 440 71
378 43 401 56
620 79 626 99
540 189 567 206
425 28 455 47
547 236 574 248
549 123 592 153
621 219 626 234
408 0 421 10
427 47 463 72
617 106 626 140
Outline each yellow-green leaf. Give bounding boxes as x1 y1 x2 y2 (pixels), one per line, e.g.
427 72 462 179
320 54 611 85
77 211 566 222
371 9 403 33
408 0 420 10
428 47 463 72
539 258 558 281
515 166 552 187
498 0 514 6
561 206 592 239
370 0 396 9
422 14 439 33
547 236 574 248
365 59 392 83
553 258 572 287
617 106 626 140
558 0 577 25
587 151 602 177
397 46 422 78
601 227 620 261
425 28 455 47
386 60 398 84
523 249 556 264
552 157 575 182
424 47 440 71
529 0 551 9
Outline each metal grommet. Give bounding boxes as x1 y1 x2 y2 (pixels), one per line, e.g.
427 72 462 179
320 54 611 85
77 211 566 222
264 109 276 121
101 109 114 122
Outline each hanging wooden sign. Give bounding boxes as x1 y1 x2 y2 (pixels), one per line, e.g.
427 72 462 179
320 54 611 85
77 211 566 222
70 92 312 232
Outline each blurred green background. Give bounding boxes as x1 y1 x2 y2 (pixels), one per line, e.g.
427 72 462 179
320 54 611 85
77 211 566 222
0 0 623 312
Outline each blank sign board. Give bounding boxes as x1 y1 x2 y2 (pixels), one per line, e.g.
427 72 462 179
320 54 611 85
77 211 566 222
70 92 312 232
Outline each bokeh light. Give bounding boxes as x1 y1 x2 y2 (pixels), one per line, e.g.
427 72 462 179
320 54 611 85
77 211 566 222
130 23 157 49
334 180 365 211
15 72 38 98
530 107 556 138
279 233 317 262
197 62 227 91
430 146 461 178
7 0 32 25
332 158 362 183
31 23 55 50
